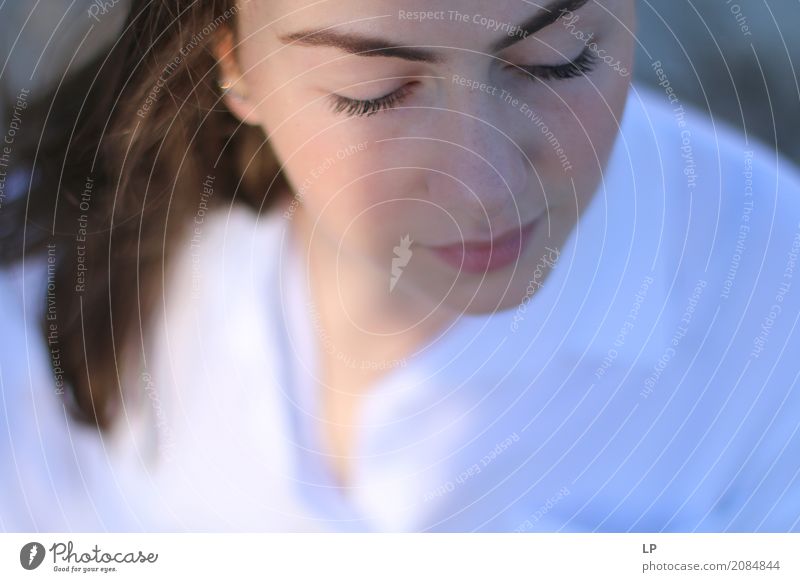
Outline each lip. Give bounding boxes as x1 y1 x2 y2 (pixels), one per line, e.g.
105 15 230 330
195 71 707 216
427 218 539 274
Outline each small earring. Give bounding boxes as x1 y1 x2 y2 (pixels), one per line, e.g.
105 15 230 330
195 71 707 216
219 78 247 100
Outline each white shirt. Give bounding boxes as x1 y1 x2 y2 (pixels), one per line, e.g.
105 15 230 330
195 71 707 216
2 84 800 532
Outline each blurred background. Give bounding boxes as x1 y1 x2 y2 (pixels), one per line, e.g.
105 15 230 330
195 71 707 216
634 0 800 165
1 0 799 182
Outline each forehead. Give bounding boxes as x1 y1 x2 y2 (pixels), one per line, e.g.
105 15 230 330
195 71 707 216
245 0 542 23
238 0 598 52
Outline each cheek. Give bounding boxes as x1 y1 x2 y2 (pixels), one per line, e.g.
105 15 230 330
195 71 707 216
532 74 629 204
274 135 417 243
575 78 629 189
252 81 428 247
324 161 427 252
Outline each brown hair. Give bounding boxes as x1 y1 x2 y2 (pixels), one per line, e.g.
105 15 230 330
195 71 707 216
0 0 286 430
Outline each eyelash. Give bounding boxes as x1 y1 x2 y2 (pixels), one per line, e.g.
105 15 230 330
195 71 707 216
513 47 598 81
328 83 415 118
328 47 598 119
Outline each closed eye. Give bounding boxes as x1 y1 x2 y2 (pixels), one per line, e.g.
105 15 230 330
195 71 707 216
328 48 597 119
511 46 597 81
328 82 416 118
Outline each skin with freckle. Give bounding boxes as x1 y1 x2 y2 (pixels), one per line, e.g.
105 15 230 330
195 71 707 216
213 0 636 486
218 0 636 318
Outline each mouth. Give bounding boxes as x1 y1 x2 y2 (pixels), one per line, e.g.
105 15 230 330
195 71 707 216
426 217 540 274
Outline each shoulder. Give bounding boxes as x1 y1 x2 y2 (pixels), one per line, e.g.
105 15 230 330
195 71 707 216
619 83 800 325
0 258 57 530
0 258 109 531
624 82 800 218
619 82 800 199
0 258 48 402
612 86 800 530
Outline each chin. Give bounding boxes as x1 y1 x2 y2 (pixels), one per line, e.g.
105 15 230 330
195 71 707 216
455 229 572 314
434 262 557 316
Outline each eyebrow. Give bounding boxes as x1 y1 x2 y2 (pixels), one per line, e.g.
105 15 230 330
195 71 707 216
278 0 592 63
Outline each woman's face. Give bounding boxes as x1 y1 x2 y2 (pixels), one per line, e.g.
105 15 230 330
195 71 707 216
222 0 636 314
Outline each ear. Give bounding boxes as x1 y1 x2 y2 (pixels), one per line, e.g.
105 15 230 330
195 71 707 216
212 27 260 126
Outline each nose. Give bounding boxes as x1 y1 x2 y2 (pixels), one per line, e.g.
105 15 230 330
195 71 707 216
424 89 529 233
